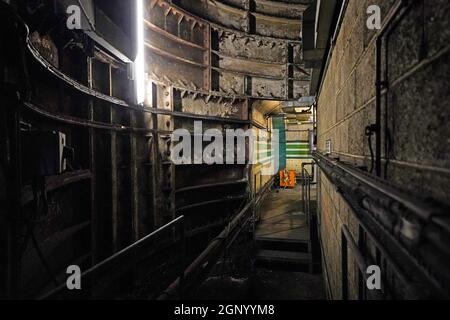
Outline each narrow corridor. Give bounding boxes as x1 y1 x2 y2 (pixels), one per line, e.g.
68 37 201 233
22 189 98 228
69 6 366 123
1 0 449 303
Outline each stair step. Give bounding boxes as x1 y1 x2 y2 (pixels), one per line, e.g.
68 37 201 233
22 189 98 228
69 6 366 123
256 250 311 263
256 238 310 253
255 250 313 273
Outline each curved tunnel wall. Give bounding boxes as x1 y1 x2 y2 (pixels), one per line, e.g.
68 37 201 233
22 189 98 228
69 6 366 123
144 0 314 233
144 0 311 101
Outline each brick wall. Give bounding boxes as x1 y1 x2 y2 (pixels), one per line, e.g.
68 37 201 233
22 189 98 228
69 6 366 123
316 0 450 299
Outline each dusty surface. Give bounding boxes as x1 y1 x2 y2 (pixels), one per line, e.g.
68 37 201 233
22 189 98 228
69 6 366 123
256 187 310 242
194 270 325 300
194 186 325 301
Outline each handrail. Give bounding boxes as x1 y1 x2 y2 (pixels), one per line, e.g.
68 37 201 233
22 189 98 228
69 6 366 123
211 49 285 66
175 179 248 194
176 195 247 213
39 215 185 300
301 162 314 224
314 152 448 222
24 99 249 132
313 151 450 298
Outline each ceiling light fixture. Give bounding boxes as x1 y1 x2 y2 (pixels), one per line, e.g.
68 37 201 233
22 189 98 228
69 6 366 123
135 0 145 105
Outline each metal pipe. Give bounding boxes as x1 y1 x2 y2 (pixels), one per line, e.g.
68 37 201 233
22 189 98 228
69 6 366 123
375 35 382 177
301 167 310 215
175 195 247 213
301 162 314 220
314 152 447 222
175 179 248 194
158 201 253 300
314 151 450 298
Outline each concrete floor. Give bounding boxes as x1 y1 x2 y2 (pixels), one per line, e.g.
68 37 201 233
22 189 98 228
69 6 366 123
255 186 310 242
195 185 326 300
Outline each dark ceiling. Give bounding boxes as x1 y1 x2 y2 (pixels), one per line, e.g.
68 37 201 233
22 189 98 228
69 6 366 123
96 0 136 37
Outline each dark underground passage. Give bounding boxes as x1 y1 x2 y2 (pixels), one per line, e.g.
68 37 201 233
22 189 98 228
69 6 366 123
0 0 449 303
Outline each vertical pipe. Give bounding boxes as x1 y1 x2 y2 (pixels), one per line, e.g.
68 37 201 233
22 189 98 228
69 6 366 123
130 111 139 242
301 167 305 213
384 27 391 179
308 177 311 223
87 56 98 265
135 0 145 105
358 226 366 300
375 36 382 178
341 230 349 300
111 123 118 252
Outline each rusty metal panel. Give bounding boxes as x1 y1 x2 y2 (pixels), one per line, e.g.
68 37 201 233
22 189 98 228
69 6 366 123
173 0 248 32
145 29 206 65
214 71 246 95
254 0 308 19
144 0 310 99
147 52 206 90
253 12 302 40
217 31 288 63
252 77 286 99
217 55 287 79
293 80 311 99
220 0 246 10
178 91 247 120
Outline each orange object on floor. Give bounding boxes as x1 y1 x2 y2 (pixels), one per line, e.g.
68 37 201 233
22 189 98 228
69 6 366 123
280 170 296 188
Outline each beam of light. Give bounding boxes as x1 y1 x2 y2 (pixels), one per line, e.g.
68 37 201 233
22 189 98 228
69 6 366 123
135 0 145 105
